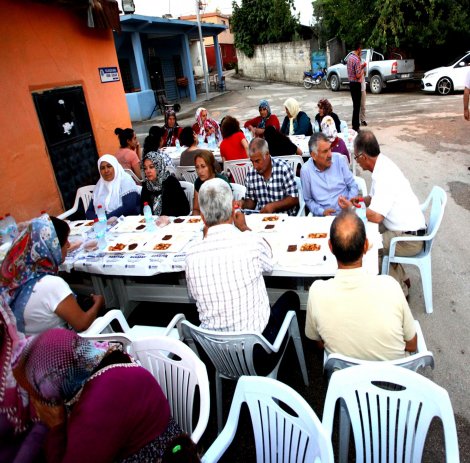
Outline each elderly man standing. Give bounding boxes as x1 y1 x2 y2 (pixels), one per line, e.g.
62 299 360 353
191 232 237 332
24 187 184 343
242 138 299 215
305 211 417 360
300 132 358 216
185 178 299 342
338 130 426 297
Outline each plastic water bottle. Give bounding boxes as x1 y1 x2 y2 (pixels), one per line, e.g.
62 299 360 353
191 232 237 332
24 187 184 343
97 205 107 223
197 134 205 147
4 213 18 242
356 199 368 225
208 133 216 149
143 202 156 232
314 121 320 133
94 219 107 250
175 138 181 152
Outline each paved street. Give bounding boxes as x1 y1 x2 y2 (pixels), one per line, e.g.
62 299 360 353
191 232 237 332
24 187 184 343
134 74 470 459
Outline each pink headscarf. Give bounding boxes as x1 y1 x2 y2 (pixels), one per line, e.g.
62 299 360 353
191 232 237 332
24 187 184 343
195 107 222 143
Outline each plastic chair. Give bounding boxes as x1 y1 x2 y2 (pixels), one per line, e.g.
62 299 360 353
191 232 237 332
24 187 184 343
223 159 252 185
179 181 195 213
176 165 198 183
132 335 210 443
323 320 434 380
202 376 334 463
382 186 447 314
277 155 304 176
295 177 306 216
353 175 367 197
231 183 246 201
179 311 309 431
322 364 460 463
58 185 95 219
124 168 142 184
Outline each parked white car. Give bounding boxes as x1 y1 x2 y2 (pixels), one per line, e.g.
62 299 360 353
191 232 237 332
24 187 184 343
421 51 470 95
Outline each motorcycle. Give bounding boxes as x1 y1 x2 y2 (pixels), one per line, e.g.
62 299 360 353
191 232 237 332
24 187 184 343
303 67 330 89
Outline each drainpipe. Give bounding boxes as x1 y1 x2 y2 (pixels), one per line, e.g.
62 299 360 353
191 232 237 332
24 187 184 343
195 0 210 100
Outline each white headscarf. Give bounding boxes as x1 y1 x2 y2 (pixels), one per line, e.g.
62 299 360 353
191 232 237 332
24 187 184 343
320 115 338 142
284 98 300 135
93 154 139 214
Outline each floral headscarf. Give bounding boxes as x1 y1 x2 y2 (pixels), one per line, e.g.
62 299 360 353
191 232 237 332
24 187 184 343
0 215 62 333
321 115 338 142
13 328 108 405
195 107 222 143
141 151 173 215
163 109 180 147
257 99 272 129
283 98 300 135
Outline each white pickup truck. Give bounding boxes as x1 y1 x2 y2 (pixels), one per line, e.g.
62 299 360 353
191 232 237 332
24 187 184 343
326 49 415 94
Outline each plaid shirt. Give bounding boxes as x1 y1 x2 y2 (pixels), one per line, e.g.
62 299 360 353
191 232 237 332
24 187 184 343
185 224 273 332
245 157 299 215
347 52 362 82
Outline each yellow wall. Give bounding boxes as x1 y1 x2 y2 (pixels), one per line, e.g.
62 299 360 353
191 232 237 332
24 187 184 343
0 0 131 220
180 13 233 46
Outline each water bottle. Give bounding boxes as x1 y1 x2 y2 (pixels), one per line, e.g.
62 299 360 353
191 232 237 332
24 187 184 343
197 134 205 147
314 121 320 133
94 218 107 250
4 213 18 242
208 133 216 149
143 202 156 232
96 205 107 223
175 138 181 152
356 199 368 225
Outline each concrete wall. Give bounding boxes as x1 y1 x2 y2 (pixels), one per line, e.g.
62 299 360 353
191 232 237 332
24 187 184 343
237 40 311 83
0 1 131 220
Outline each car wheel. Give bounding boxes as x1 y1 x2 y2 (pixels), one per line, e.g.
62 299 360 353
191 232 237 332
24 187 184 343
370 74 383 94
436 77 453 95
329 74 340 91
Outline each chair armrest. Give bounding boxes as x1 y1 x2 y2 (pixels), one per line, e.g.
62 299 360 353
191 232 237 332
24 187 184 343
163 313 187 337
414 320 427 352
80 309 130 335
269 311 296 351
58 205 79 220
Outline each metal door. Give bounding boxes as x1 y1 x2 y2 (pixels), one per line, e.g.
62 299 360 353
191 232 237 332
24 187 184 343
32 86 99 211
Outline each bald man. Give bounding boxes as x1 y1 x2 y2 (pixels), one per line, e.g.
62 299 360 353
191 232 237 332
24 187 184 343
305 211 417 361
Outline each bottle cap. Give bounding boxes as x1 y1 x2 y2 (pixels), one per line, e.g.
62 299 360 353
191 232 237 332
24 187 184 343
97 205 103 209
40 210 46 214
5 213 11 217
93 218 98 222
144 202 149 206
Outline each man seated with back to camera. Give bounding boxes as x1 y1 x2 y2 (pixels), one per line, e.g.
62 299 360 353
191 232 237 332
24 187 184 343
300 132 358 216
241 138 299 215
185 178 300 353
305 211 417 361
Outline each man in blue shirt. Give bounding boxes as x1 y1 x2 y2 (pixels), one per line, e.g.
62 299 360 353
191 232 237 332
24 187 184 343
300 132 358 216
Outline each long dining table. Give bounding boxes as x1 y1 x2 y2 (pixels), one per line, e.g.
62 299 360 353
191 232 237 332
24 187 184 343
62 214 382 315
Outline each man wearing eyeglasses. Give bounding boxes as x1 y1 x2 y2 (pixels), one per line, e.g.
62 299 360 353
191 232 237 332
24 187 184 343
338 130 426 297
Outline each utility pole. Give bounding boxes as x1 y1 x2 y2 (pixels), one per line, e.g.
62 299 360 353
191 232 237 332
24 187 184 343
195 0 210 99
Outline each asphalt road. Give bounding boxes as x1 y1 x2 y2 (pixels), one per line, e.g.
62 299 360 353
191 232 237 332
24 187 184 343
134 74 470 460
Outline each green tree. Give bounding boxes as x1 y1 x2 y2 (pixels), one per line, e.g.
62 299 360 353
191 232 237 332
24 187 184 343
231 0 300 58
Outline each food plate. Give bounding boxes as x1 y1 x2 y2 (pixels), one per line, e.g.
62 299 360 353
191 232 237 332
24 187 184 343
278 239 326 267
142 233 190 253
110 216 150 233
104 234 149 253
67 220 95 235
245 214 286 233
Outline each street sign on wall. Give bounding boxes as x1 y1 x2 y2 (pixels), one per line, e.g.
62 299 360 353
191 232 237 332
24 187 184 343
99 67 120 83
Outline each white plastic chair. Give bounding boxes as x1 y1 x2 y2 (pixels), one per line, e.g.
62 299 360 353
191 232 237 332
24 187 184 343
124 168 142 184
179 311 309 431
231 183 246 201
223 159 252 185
132 335 210 443
382 186 447 314
58 185 94 219
277 155 304 176
176 165 198 183
295 177 305 216
353 175 368 197
202 376 334 463
179 181 195 213
323 320 434 380
322 364 460 463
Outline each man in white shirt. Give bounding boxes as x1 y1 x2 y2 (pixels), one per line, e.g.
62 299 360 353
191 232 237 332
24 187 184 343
464 67 470 121
339 130 426 296
305 211 417 360
185 178 299 342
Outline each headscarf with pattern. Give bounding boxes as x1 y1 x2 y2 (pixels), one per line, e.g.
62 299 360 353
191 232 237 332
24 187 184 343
13 328 108 405
257 99 272 129
320 115 338 142
195 107 222 143
163 109 180 147
0 215 62 333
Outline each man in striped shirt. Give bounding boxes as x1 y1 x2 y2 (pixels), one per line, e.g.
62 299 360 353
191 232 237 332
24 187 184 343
347 43 365 132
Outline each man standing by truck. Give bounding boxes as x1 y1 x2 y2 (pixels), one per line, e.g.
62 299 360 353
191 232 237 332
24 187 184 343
464 67 470 121
347 43 365 132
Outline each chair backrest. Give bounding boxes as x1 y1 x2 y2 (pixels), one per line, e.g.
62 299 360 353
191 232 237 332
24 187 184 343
231 183 246 201
421 186 447 253
58 185 95 219
124 168 142 184
176 165 198 183
179 181 195 211
202 376 334 463
353 175 368 197
223 159 252 185
277 155 304 176
295 177 305 216
131 335 210 443
322 364 460 462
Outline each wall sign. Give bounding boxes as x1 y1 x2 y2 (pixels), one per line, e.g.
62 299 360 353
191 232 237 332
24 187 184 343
99 67 120 83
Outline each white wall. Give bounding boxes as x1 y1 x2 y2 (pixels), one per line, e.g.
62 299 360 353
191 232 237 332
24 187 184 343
237 40 311 83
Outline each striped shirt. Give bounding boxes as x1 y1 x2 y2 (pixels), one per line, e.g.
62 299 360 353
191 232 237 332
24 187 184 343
185 224 273 332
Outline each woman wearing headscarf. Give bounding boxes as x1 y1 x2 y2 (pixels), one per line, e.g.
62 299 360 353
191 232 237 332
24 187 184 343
114 127 141 179
280 98 313 136
140 150 190 217
315 98 341 133
321 115 350 162
86 155 141 219
0 215 104 335
162 109 183 147
192 107 222 144
13 328 183 463
244 99 280 137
